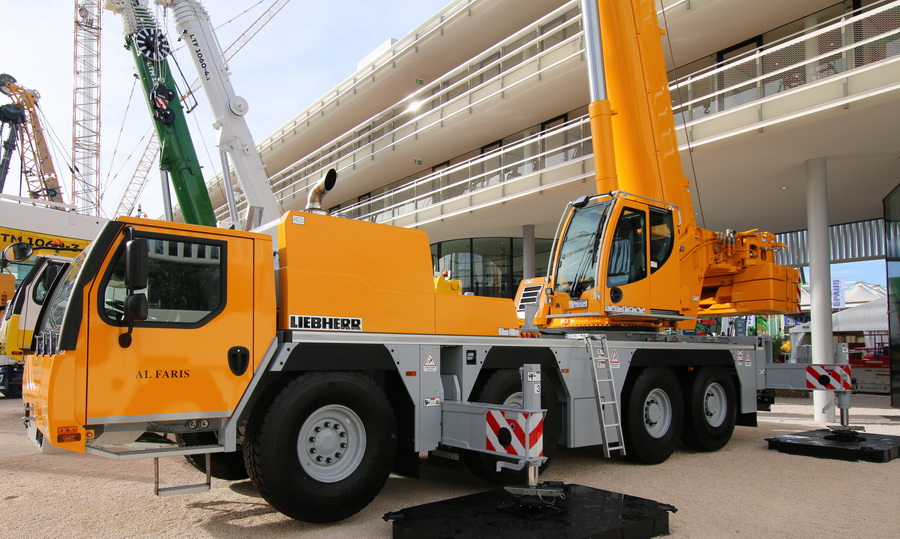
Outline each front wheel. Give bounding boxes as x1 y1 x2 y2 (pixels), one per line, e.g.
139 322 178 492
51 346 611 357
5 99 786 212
681 366 737 451
243 372 396 523
622 367 684 464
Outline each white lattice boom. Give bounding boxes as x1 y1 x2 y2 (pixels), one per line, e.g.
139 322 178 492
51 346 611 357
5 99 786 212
72 0 102 216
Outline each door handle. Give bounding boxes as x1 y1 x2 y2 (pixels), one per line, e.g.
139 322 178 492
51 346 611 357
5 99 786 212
228 346 250 376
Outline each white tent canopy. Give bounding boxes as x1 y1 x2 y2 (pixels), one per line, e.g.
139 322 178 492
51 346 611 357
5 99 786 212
790 296 888 357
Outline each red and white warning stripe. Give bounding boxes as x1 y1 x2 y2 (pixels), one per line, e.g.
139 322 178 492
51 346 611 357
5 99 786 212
805 365 852 391
485 410 543 457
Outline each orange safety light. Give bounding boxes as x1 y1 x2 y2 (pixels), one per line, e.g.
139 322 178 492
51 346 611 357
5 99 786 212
57 426 82 444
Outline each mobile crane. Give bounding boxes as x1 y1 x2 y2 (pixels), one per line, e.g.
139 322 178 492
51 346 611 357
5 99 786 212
0 243 80 397
0 201 106 398
23 0 811 525
0 74 65 205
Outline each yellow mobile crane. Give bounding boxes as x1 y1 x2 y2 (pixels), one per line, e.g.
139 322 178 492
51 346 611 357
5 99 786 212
24 0 813 525
513 1 799 333
0 74 65 204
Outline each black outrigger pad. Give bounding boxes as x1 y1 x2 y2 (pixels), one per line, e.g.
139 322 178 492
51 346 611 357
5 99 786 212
766 429 900 463
383 483 676 539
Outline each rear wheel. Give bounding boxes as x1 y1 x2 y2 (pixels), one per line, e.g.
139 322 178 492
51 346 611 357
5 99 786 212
243 372 396 523
681 366 737 451
463 368 560 484
622 367 683 464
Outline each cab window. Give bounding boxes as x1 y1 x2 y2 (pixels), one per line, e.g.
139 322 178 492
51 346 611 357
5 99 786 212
33 262 66 305
100 236 225 325
649 208 674 273
607 208 646 286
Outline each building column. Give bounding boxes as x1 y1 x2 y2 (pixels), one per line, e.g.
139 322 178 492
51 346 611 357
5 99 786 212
807 157 835 423
523 224 536 279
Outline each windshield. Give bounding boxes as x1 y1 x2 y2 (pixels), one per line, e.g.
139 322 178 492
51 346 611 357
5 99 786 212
553 201 611 298
35 246 90 353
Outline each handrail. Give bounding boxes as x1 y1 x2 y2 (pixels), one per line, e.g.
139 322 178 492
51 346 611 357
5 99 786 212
215 0 900 224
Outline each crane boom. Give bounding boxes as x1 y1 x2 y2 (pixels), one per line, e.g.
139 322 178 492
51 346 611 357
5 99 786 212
105 0 217 227
0 75 66 206
160 0 282 228
71 0 103 217
112 0 290 227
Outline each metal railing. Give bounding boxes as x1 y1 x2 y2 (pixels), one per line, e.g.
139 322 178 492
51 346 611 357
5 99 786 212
214 0 900 227
670 1 900 131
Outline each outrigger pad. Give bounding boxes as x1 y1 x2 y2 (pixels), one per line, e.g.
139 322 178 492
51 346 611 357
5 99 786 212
766 429 900 463
384 483 676 539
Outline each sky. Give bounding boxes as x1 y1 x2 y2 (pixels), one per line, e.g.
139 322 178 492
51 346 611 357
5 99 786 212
1 0 449 219
0 1 889 288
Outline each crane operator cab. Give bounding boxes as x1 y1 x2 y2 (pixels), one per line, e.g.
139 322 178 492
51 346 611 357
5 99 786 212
516 191 688 332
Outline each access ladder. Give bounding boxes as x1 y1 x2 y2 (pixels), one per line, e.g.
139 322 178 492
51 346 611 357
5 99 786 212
583 335 626 457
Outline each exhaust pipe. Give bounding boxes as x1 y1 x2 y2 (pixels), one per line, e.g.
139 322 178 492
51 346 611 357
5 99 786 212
305 168 337 214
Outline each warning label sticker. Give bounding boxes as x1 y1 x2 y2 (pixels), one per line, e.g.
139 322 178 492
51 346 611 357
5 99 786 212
424 353 437 372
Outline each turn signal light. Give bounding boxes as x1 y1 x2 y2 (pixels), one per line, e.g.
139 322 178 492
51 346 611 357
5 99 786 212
57 426 81 444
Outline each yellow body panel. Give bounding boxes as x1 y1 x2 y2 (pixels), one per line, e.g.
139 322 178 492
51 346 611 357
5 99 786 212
277 211 520 337
23 351 87 453
435 294 519 336
0 313 27 358
0 273 14 305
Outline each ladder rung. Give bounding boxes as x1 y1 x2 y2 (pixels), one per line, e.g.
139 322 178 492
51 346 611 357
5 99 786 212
156 483 211 496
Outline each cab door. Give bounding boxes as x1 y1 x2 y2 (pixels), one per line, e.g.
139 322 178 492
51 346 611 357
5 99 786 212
85 227 257 425
599 203 651 315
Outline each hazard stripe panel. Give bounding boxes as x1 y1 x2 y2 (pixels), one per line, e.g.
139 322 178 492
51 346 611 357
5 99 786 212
485 410 543 457
805 365 852 391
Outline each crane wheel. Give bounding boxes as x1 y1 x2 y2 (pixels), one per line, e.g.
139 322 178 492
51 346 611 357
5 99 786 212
622 367 684 464
176 432 248 481
681 366 737 451
243 372 396 523
463 368 560 485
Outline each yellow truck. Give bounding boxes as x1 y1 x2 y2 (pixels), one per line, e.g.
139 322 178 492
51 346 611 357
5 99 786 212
0 203 105 397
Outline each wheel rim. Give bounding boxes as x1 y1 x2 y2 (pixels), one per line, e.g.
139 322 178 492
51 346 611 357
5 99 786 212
642 388 672 438
503 391 524 409
702 382 727 428
297 405 366 483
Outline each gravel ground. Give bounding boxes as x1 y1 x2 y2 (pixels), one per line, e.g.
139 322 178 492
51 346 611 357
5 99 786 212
1 393 898 538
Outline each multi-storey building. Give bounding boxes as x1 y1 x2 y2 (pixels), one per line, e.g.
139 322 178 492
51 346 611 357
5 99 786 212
205 0 899 300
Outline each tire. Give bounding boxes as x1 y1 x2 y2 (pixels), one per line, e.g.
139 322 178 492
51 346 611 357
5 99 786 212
463 368 560 485
622 367 684 464
681 366 737 452
243 372 396 523
177 432 249 481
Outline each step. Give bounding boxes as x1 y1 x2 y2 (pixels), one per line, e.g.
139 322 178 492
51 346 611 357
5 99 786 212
87 442 223 460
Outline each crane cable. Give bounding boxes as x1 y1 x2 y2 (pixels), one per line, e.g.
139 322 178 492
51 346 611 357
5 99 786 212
104 75 143 189
659 1 706 230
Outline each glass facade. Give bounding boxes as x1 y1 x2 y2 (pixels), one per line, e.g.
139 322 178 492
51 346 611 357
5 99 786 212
431 237 553 299
884 184 900 407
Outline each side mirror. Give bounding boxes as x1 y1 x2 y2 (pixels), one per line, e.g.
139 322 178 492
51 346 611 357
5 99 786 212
3 242 33 262
124 293 148 322
125 238 149 289
119 293 148 349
